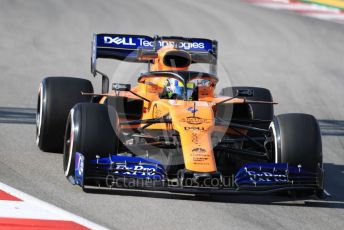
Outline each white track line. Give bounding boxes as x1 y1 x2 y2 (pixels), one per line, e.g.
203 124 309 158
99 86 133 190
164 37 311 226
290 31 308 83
0 182 108 229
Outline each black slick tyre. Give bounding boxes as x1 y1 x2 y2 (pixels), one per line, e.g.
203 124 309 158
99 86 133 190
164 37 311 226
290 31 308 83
36 77 93 152
63 103 119 185
271 113 323 196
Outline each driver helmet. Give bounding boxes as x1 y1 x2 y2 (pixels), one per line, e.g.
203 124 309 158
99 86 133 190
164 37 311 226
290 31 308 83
162 78 195 99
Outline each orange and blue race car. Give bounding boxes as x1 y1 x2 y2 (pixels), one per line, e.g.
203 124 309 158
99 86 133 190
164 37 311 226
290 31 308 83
36 34 327 197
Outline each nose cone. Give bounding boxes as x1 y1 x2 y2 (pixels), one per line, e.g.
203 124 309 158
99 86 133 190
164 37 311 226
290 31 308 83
169 101 217 173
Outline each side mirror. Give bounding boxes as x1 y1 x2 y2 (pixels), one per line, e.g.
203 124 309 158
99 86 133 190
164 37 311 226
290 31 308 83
112 83 131 91
236 89 254 97
137 49 158 61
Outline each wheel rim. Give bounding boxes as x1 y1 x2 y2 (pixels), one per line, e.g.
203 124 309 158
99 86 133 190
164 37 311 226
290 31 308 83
63 120 71 173
64 109 75 176
36 83 43 145
269 120 280 163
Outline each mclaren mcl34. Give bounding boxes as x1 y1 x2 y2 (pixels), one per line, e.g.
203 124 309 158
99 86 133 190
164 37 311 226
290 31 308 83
36 34 326 198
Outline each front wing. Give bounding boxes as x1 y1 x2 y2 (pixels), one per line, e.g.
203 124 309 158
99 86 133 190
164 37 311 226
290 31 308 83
71 152 325 196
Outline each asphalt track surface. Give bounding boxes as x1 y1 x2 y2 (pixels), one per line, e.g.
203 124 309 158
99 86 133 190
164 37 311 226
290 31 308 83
1 0 344 229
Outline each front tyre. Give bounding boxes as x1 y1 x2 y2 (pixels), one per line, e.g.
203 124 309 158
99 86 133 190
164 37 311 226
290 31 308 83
271 113 323 196
63 103 119 185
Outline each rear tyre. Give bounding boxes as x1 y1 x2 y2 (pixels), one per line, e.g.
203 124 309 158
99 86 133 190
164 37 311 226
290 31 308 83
36 77 93 153
271 113 323 196
220 86 273 129
63 103 119 185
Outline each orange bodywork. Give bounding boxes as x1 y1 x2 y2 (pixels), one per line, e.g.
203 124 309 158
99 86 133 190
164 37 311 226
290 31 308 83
96 46 273 173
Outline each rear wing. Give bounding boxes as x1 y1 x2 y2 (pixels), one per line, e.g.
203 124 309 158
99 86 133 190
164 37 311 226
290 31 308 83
91 34 218 76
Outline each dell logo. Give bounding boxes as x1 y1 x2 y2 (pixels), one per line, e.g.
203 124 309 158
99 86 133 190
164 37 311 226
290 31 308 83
104 36 136 46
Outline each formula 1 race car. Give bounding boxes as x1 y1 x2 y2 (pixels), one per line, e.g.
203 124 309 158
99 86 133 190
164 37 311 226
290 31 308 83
36 34 326 197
